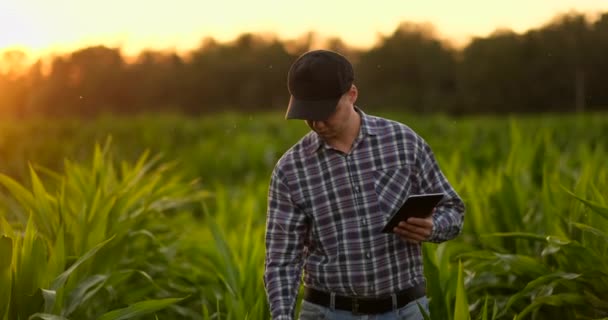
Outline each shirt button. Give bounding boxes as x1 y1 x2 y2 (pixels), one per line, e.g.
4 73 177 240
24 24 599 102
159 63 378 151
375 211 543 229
365 252 371 259
361 219 367 225
355 186 361 193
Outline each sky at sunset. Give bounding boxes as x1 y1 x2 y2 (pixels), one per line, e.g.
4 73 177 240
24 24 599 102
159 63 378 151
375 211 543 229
1 0 608 58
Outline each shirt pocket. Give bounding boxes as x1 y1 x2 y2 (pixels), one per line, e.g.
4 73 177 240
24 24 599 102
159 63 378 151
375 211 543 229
373 165 416 216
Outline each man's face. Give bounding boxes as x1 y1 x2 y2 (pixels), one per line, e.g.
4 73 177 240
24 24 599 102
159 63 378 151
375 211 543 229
305 87 356 140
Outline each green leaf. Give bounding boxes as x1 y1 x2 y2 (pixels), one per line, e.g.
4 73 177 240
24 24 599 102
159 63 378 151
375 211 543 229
29 165 58 237
205 212 239 296
0 216 14 236
480 295 489 320
570 222 608 240
46 227 66 285
84 188 112 251
16 215 47 319
40 289 56 313
418 302 432 320
562 186 608 221
96 297 184 320
64 274 107 316
0 236 12 270
0 236 13 319
516 293 586 319
454 261 470 320
481 232 546 242
0 173 36 210
30 164 63 183
502 272 581 315
582 289 608 309
28 313 70 320
422 244 442 318
50 235 115 291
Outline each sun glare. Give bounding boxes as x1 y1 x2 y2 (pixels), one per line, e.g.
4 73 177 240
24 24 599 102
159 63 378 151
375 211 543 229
1 0 608 64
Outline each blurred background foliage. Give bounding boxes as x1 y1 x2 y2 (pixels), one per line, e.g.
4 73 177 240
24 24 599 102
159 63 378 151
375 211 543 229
1 12 608 118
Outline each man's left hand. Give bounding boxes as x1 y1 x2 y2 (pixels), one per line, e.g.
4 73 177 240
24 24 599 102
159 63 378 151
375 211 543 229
393 214 433 244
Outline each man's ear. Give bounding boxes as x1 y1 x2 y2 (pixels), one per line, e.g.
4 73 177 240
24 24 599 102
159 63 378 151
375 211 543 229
349 84 358 103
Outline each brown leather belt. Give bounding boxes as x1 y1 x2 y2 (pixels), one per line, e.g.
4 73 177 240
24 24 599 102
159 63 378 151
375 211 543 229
303 284 426 315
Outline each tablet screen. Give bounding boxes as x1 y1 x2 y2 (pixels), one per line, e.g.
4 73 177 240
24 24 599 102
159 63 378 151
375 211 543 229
380 193 444 233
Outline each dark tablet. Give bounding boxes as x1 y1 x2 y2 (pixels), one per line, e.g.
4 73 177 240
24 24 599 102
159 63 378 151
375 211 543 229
380 193 444 233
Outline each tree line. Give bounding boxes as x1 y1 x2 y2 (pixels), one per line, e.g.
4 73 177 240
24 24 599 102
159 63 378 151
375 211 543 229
1 11 607 118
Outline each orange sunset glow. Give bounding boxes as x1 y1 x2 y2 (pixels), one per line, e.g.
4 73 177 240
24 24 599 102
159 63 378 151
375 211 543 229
2 0 608 59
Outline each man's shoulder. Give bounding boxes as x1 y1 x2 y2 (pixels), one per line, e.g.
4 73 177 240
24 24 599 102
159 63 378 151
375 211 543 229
273 131 316 173
365 113 420 140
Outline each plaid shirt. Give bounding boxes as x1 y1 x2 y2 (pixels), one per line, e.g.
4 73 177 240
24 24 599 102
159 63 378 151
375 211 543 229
264 108 465 319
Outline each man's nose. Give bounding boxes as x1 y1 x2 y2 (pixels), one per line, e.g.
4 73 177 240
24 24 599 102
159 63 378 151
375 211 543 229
312 121 326 130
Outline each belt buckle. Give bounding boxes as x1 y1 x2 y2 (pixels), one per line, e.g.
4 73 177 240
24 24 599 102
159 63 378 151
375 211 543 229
352 297 361 315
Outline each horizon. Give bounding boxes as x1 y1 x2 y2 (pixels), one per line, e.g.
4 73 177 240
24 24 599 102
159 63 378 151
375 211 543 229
1 0 608 62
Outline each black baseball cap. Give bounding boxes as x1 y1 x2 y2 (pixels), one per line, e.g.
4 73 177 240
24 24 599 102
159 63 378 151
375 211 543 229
285 50 354 120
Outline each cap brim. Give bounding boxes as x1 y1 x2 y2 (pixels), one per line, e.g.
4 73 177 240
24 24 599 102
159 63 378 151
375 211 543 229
285 96 340 120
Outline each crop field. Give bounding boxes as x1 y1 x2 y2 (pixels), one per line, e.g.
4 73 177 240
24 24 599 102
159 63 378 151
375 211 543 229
0 111 607 319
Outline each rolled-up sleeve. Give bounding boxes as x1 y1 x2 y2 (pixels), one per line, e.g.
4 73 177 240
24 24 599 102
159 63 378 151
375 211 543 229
264 167 308 319
416 138 465 243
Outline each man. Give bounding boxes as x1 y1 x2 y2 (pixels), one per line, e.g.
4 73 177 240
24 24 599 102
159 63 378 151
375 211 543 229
264 49 465 320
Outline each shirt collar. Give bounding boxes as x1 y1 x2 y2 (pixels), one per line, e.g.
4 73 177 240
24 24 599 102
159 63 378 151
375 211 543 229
304 106 378 155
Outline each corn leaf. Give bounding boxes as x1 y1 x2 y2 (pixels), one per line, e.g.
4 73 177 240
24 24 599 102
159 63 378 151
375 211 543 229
96 297 184 320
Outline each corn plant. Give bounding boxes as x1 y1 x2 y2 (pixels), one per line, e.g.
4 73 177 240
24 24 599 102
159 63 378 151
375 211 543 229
0 138 208 319
454 121 608 319
1 112 607 320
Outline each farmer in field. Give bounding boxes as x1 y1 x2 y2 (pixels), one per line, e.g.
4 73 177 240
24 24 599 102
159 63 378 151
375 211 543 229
264 49 465 320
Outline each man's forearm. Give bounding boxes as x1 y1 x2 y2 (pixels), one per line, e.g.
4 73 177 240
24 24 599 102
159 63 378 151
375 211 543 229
264 258 304 319
428 203 464 242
